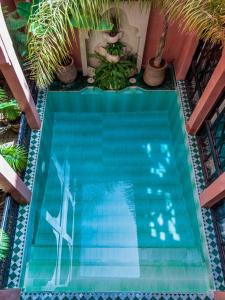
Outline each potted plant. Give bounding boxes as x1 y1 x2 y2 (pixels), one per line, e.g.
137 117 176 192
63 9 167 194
0 229 9 261
55 56 77 84
106 41 125 57
0 88 21 133
0 144 28 173
27 0 225 89
94 55 136 90
143 16 168 87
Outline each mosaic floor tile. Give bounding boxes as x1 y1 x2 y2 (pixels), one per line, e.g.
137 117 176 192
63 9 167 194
177 80 225 291
7 89 47 288
20 292 213 300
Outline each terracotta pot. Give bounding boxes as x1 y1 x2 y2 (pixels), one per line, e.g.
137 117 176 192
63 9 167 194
56 56 77 84
103 31 123 44
143 58 167 87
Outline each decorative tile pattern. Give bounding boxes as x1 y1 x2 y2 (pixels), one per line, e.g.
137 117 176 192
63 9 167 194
7 85 219 299
177 80 225 291
7 90 47 288
21 292 213 300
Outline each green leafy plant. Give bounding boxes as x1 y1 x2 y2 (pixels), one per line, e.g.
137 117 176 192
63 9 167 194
0 88 20 123
27 0 225 89
0 88 8 102
0 144 28 172
106 41 125 56
0 100 20 122
4 1 39 58
0 229 9 261
95 56 136 90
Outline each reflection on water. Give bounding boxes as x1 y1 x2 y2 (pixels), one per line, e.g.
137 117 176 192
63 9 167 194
79 181 140 278
43 152 76 290
24 110 210 292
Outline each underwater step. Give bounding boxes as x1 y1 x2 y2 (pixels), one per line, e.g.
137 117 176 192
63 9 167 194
24 263 210 293
29 246 204 266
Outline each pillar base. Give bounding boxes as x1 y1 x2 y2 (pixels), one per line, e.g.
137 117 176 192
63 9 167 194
0 288 20 300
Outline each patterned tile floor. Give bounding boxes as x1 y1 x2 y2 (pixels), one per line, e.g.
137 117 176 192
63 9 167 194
7 81 225 299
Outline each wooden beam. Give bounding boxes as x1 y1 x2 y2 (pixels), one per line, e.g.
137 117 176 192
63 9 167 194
0 4 41 130
0 288 20 300
186 48 225 135
200 172 225 208
214 292 225 300
0 155 31 204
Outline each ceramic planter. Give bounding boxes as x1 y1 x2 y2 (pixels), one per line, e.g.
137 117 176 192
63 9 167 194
56 56 77 84
143 58 167 87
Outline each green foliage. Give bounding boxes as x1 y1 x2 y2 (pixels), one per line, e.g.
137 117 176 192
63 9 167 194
0 229 9 261
0 144 28 172
4 1 38 59
0 88 21 122
106 41 125 56
27 0 117 88
0 88 8 102
0 100 21 122
94 56 136 90
27 0 225 89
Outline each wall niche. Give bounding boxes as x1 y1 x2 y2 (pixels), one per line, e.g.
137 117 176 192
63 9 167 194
79 2 151 76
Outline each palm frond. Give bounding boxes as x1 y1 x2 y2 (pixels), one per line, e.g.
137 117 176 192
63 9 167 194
162 0 225 45
0 144 28 172
0 229 9 261
27 0 225 89
0 88 8 102
27 0 129 89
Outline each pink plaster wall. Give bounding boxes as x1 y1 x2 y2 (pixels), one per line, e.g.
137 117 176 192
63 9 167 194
214 292 225 300
71 8 197 79
2 2 197 78
70 29 82 70
187 48 225 135
142 8 198 79
200 172 225 208
1 0 16 10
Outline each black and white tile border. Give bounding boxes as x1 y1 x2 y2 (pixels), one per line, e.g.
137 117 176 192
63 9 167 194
20 292 213 300
7 89 47 288
177 80 225 291
7 86 220 299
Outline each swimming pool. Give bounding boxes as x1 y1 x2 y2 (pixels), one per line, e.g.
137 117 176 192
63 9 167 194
21 88 212 292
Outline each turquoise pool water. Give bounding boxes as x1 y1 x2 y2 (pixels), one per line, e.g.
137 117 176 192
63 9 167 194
22 88 212 292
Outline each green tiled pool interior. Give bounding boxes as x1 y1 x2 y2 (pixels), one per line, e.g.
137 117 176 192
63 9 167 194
22 89 212 293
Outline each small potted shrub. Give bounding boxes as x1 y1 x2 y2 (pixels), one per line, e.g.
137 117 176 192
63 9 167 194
0 144 28 173
56 56 77 84
0 88 21 133
94 56 136 90
143 16 168 87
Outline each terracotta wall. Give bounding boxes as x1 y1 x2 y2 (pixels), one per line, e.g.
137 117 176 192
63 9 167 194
70 29 82 70
142 8 198 79
2 1 198 79
71 7 198 79
1 0 16 10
